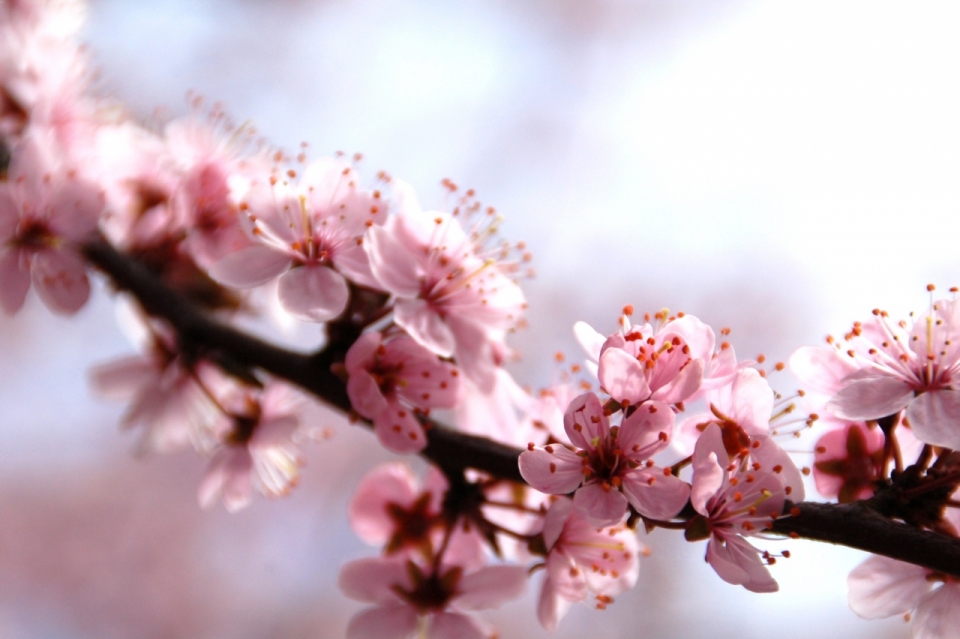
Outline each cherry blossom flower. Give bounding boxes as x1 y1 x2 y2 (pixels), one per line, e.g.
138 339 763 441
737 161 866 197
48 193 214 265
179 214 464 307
0 134 103 314
575 310 715 408
338 556 527 639
89 325 229 454
685 423 804 593
365 191 525 391
812 422 885 502
809 299 960 450
536 497 642 631
346 331 460 453
209 157 385 322
848 554 960 639
520 392 689 528
198 382 305 512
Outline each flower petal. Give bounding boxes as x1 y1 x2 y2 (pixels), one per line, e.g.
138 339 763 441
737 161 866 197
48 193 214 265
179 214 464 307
0 249 31 314
346 604 418 639
828 375 913 421
395 298 456 358
907 390 960 450
913 583 960 639
621 470 690 520
277 264 349 322
572 483 628 528
598 348 650 405
518 446 583 495
455 565 528 610
208 245 291 288
373 404 427 454
31 249 90 314
847 555 930 619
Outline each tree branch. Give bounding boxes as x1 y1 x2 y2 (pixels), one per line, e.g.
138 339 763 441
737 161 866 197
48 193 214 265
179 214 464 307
82 239 960 577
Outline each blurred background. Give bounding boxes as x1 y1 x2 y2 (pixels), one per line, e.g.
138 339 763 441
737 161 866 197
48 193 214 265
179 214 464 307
4 0 960 636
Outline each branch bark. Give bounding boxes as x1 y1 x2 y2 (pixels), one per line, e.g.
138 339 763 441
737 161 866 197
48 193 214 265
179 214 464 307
82 239 960 578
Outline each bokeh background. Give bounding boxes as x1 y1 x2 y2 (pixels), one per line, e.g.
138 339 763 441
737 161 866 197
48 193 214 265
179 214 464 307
3 0 960 636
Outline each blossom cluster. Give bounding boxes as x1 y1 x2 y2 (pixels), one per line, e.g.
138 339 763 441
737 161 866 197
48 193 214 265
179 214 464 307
5 2 960 638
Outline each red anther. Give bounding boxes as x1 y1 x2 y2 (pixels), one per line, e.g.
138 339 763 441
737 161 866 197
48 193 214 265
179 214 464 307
527 443 536 451
775 362 785 371
757 354 766 364
658 431 668 442
773 464 783 473
545 445 554 453
928 283 936 292
662 467 673 476
549 463 557 473
782 550 791 558
789 532 799 539
623 304 634 316
790 507 801 517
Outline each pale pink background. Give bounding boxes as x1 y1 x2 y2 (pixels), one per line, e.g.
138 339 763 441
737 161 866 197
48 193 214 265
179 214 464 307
4 0 960 636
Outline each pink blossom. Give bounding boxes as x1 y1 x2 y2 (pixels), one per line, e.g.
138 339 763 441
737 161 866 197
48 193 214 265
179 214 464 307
365 195 525 391
209 157 385 322
519 392 690 528
812 422 885 502
575 311 715 408
0 134 102 314
198 382 304 512
686 423 804 593
848 554 960 639
339 557 527 639
89 326 229 454
536 497 642 631
817 301 960 450
346 331 460 453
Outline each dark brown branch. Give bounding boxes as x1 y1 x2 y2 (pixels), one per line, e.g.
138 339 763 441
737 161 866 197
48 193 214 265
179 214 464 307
772 501 960 578
82 238 960 576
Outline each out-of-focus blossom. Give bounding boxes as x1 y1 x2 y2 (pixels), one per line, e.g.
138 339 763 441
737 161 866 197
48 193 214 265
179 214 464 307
536 497 642 631
339 556 527 639
89 324 228 453
0 133 102 314
198 382 305 512
365 188 525 391
813 422 885 502
849 552 960 639
209 157 384 322
520 391 689 528
346 331 460 453
686 423 804 593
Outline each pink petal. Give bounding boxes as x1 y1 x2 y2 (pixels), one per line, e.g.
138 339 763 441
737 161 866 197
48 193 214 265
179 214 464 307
572 483 628 528
913 583 960 639
663 314 715 360
0 249 31 314
277 264 349 322
0 188 18 240
208 245 291 288
47 178 103 240
365 223 421 297
651 358 704 404
621 470 690 520
537 573 573 632
31 249 90 314
518 446 583 495
338 558 408 604
373 404 428 454
847 555 930 619
88 356 157 399
455 565 528 610
907 390 960 450
347 369 389 420
349 463 420 545
395 298 456 358
427 612 488 639
345 331 381 373
198 448 253 512
346 605 418 639
828 374 913 421
728 368 775 436
598 348 650 405
541 498 574 551
690 451 725 516
790 345 860 396
706 535 778 593
563 392 607 450
618 400 674 459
